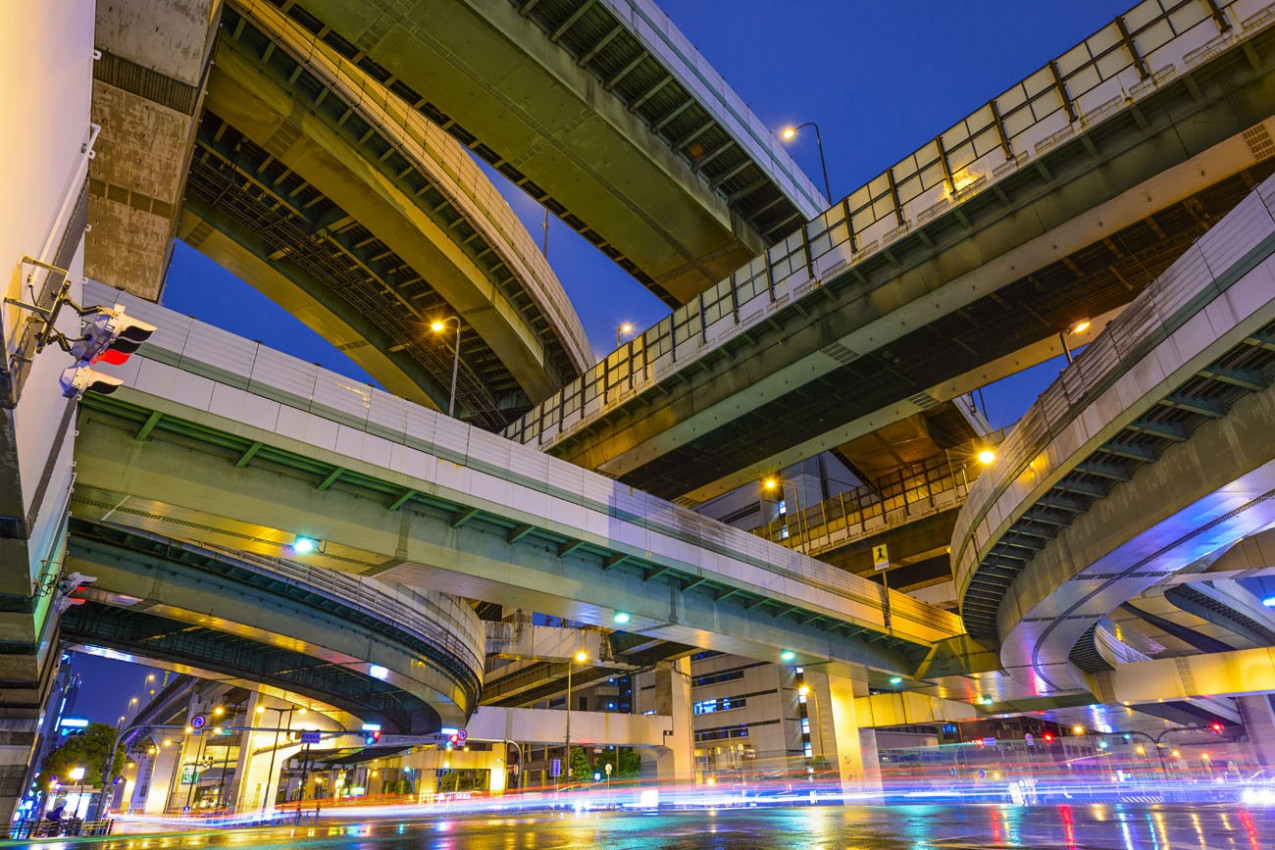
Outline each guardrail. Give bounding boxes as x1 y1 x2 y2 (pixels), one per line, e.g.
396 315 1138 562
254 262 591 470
756 434 1003 557
195 538 486 680
505 0 1272 448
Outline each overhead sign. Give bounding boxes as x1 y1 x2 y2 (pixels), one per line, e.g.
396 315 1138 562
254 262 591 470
872 544 890 571
300 731 322 744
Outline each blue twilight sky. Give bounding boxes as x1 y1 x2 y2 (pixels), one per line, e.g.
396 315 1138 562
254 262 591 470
76 1 1129 721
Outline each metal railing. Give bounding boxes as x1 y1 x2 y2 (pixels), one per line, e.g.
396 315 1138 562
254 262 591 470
194 538 486 680
505 0 1271 448
758 434 1003 556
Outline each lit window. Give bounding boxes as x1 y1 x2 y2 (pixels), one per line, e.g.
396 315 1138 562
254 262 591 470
778 500 787 516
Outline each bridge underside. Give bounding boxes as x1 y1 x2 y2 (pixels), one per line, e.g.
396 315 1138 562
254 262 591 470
65 520 484 732
538 33 1275 501
279 0 815 306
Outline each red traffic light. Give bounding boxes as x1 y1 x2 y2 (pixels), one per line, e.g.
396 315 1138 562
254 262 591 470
1042 732 1054 743
1210 722 1224 734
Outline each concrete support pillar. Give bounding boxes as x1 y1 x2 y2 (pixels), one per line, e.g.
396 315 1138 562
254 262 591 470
143 744 181 814
806 670 881 796
224 691 261 810
1237 694 1275 769
644 657 694 784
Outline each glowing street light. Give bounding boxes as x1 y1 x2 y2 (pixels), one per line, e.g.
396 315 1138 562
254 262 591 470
430 316 463 418
778 122 832 201
292 536 319 555
613 611 631 625
1059 318 1092 364
780 650 796 663
616 322 635 349
977 449 996 466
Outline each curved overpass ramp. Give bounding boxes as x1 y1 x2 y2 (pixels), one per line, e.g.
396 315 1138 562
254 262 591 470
275 0 824 306
87 0 592 429
63 520 485 733
953 174 1275 699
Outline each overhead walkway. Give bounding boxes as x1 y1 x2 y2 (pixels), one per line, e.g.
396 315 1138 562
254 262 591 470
274 0 825 305
63 520 485 733
506 0 1275 502
952 173 1275 699
70 282 962 683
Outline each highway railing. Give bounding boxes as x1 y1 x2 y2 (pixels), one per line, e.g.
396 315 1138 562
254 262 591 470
505 0 1273 449
195 537 486 682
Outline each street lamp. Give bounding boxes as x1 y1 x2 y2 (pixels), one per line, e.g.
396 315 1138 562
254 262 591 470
797 682 824 770
564 650 587 789
430 316 463 418
763 476 808 551
779 122 832 202
1059 318 1091 365
616 322 635 349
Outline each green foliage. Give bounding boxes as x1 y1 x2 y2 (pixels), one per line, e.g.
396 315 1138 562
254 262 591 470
39 722 125 788
568 745 590 780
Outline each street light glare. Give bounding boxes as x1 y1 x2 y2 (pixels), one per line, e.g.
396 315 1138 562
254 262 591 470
977 449 996 466
1069 319 1091 334
574 650 588 663
780 650 796 662
763 476 779 491
781 126 797 141
430 320 445 333
613 611 631 625
797 684 809 696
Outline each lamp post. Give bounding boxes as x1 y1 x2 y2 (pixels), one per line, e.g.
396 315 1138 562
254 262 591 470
564 650 587 790
256 704 303 813
763 476 808 552
780 122 832 202
616 322 634 350
797 683 823 774
1058 318 1091 365
430 317 462 418
94 714 127 821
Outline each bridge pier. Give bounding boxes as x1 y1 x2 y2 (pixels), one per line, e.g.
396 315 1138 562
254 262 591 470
805 671 882 797
642 659 694 785
1237 695 1275 771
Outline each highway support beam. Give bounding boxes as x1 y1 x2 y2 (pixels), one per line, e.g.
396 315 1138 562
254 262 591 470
642 658 694 784
1236 695 1275 771
805 671 881 797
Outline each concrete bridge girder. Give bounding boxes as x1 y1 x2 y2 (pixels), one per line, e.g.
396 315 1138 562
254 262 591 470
290 0 802 306
534 68 1275 501
64 532 483 731
201 40 560 404
68 306 964 683
967 195 1275 694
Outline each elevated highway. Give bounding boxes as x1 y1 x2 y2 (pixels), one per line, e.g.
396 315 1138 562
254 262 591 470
87 0 592 428
277 0 825 305
64 520 485 732
70 282 962 686
952 172 1275 699
506 0 1275 502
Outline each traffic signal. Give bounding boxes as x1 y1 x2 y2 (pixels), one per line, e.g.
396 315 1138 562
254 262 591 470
1210 722 1224 734
1042 732 1054 743
59 364 123 400
364 729 381 746
70 305 155 365
55 571 96 613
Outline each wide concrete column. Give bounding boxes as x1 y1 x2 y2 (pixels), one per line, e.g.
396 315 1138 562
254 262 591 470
806 670 881 796
1237 695 1275 770
644 658 694 784
142 744 181 814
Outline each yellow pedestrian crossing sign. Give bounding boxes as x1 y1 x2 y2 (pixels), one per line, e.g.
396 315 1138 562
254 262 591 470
873 544 890 571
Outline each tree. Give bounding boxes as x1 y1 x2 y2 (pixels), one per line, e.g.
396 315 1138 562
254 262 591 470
568 746 590 783
39 723 125 789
